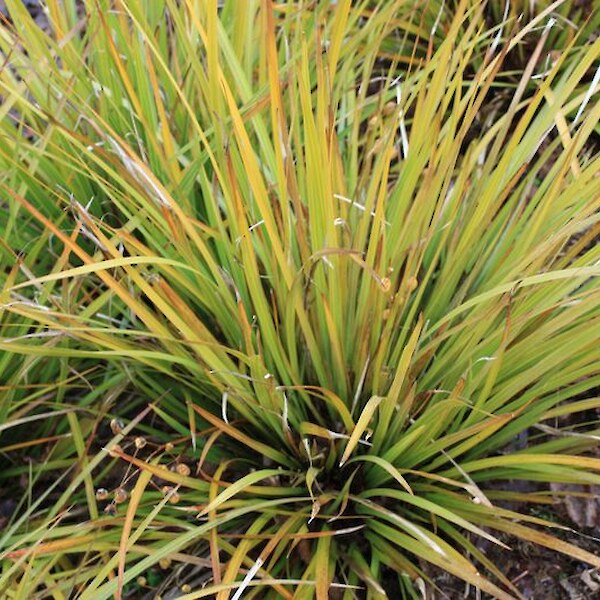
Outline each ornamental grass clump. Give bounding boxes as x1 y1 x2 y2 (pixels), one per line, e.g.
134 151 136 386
0 0 599 598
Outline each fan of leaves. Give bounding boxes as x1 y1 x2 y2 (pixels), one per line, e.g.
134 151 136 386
0 0 599 598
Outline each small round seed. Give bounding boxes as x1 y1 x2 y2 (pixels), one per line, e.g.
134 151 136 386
164 442 174 452
134 436 147 449
159 557 171 570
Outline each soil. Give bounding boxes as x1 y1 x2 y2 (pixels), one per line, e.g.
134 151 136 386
423 470 600 599
428 528 600 599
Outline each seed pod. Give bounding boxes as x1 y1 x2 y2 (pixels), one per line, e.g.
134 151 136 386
175 463 190 477
383 101 397 116
95 488 109 501
110 418 124 435
108 444 123 458
134 436 147 449
406 276 418 292
104 503 117 516
164 442 174 452
181 584 192 593
114 488 128 504
137 576 147 587
159 557 171 570
162 486 180 504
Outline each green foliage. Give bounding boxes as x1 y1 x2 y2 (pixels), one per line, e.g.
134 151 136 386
0 0 599 598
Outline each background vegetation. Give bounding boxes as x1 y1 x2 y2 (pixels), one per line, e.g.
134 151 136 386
0 0 599 598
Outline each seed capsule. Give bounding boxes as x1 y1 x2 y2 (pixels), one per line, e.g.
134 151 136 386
368 114 380 129
406 276 418 292
95 488 109 501
181 584 192 593
162 486 181 504
159 557 171 570
114 488 128 504
383 101 397 116
108 444 123 458
110 418 124 434
175 463 190 476
134 436 147 449
164 442 174 452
